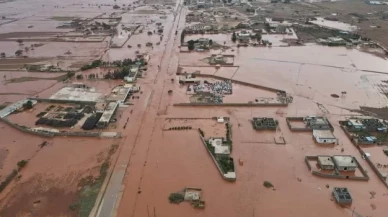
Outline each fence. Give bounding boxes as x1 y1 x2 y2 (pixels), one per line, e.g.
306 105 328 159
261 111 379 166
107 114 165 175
340 125 388 188
198 132 236 182
194 73 286 94
174 103 288 107
29 97 96 105
0 117 102 138
304 156 369 181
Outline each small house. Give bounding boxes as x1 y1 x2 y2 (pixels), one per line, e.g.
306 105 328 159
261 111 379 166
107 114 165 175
208 138 230 157
313 130 337 144
332 155 358 172
332 187 352 205
317 156 335 170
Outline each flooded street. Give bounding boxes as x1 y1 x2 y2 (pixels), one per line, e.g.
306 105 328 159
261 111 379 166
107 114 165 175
1 0 388 217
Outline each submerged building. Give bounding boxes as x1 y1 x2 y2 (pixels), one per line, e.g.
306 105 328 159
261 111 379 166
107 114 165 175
332 155 358 172
332 187 352 205
96 102 119 129
313 130 337 144
346 118 386 132
208 138 230 157
317 155 335 170
304 116 332 130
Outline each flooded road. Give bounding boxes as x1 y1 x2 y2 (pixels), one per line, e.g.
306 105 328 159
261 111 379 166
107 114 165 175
1 0 388 217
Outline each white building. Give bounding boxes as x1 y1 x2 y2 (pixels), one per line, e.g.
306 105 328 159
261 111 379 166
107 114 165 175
313 130 337 144
208 138 230 156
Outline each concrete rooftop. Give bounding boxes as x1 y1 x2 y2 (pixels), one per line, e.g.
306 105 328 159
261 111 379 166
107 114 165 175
332 155 358 168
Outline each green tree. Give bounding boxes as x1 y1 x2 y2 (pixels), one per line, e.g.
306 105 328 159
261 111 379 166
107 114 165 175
180 30 185 44
15 50 23 56
0 52 5 58
231 32 237 42
16 39 23 44
67 71 75 78
256 33 262 41
23 100 33 109
17 160 28 168
209 39 213 46
187 40 195 51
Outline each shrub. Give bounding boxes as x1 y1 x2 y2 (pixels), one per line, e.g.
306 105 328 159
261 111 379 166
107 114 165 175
0 170 18 192
206 142 215 155
199 128 204 137
218 157 234 173
23 100 33 109
187 40 196 51
15 49 23 56
263 181 274 188
69 202 79 211
67 71 75 78
168 193 184 204
40 141 48 148
17 160 28 168
231 32 237 42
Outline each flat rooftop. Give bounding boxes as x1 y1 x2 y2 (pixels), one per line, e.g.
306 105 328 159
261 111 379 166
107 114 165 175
107 86 131 102
313 130 336 139
0 99 37 118
209 138 230 155
98 102 118 123
312 117 328 125
332 155 358 168
348 119 364 127
317 155 335 167
50 87 101 102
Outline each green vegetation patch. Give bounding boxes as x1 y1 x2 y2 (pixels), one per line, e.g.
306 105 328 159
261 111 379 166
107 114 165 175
76 161 109 217
218 157 234 174
263 181 274 188
0 170 18 193
168 192 184 204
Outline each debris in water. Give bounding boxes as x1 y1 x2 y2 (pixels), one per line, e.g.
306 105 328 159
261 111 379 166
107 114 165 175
331 94 339 98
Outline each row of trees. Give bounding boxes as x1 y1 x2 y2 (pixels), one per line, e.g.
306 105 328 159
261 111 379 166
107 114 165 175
80 58 142 71
103 66 132 79
187 39 213 51
80 60 102 71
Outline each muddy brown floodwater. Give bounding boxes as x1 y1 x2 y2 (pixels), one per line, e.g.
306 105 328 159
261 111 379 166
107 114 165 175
1 0 388 217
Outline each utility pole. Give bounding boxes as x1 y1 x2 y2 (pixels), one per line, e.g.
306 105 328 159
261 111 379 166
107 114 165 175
147 205 150 217
154 207 156 217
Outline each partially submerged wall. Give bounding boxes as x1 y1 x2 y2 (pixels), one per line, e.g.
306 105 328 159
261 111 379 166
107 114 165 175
198 131 236 182
286 117 310 131
305 156 369 181
286 117 334 131
194 73 286 94
29 97 96 105
0 117 108 138
340 125 388 189
0 117 54 137
174 103 288 107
